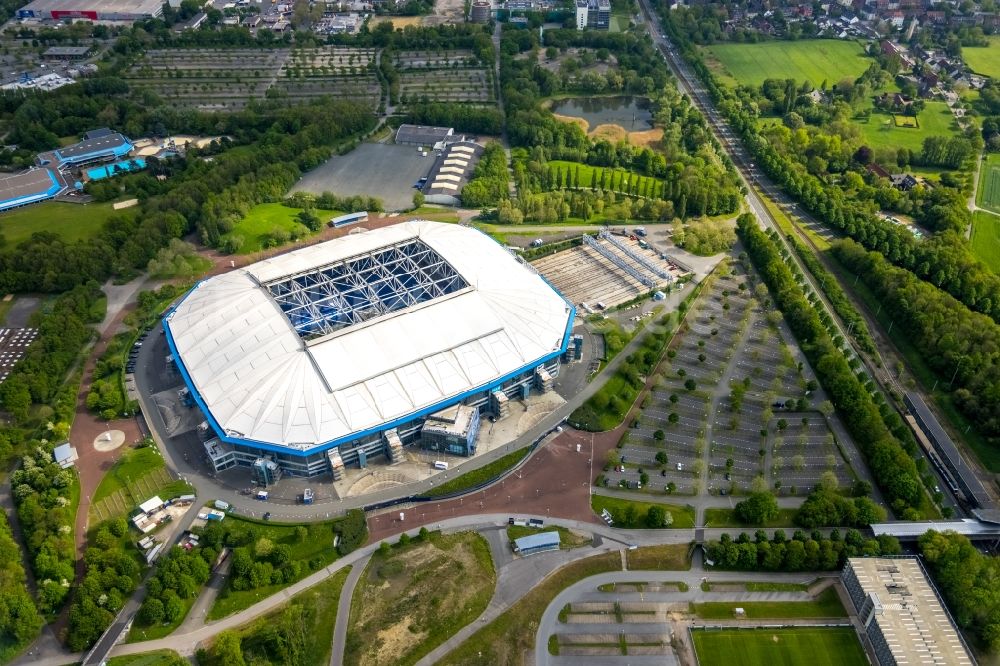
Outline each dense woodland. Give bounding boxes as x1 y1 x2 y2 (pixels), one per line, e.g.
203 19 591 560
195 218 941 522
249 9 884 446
0 510 43 661
919 530 1000 654
834 239 1000 449
737 215 928 518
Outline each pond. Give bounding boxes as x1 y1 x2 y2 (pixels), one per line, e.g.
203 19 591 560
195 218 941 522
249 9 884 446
550 96 653 129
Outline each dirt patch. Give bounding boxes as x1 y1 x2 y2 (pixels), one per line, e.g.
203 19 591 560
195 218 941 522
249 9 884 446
553 113 590 133
628 128 664 149
373 15 425 28
347 532 495 666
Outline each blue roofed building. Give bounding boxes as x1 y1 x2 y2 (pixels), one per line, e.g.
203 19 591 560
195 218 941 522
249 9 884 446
512 531 561 556
36 129 133 170
0 168 65 212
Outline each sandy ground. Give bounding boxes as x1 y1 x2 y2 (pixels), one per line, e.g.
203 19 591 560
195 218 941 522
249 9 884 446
551 113 663 148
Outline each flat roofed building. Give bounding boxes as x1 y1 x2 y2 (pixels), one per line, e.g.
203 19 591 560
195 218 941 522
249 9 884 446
0 168 64 212
43 45 93 59
395 124 454 146
421 404 481 456
841 557 975 666
163 220 573 476
16 0 164 21
513 531 560 555
53 442 79 469
37 130 133 170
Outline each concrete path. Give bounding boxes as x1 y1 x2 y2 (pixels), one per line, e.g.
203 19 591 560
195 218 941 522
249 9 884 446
330 556 366 666
177 557 232 635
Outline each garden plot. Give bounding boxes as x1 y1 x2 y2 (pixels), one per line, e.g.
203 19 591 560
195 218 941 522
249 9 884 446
125 46 379 112
395 49 494 107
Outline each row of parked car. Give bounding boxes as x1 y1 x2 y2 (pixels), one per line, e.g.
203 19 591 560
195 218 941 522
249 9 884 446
125 331 149 374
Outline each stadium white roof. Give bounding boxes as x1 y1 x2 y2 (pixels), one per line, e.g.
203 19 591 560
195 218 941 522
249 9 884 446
165 221 572 452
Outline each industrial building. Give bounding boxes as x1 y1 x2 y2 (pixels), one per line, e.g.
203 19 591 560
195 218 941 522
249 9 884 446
841 557 975 666
395 124 454 147
421 141 485 206
16 0 164 21
469 0 492 22
575 0 610 30
165 221 574 478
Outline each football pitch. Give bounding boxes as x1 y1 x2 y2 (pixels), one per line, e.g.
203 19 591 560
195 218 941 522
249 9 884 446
971 211 1000 274
978 154 1000 214
700 39 869 88
691 627 868 666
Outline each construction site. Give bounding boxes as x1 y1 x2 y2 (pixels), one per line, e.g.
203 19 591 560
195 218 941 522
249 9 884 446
533 230 690 310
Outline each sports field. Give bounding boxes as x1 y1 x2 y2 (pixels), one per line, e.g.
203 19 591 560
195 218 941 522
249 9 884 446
971 211 1000 273
962 36 1000 78
701 39 869 88
0 200 120 246
856 101 958 152
691 627 868 666
978 153 1000 214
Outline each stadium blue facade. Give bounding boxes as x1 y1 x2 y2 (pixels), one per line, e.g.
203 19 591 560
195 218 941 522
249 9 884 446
163 305 574 476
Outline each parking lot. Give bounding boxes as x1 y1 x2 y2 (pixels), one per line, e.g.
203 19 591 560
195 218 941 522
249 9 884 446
601 256 860 499
291 142 434 211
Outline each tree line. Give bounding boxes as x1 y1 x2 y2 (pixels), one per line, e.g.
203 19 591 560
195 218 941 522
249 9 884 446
833 239 1000 451
705 529 902 572
737 215 926 518
0 510 42 661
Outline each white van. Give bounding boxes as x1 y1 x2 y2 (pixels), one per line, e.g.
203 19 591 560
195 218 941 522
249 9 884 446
433 460 449 470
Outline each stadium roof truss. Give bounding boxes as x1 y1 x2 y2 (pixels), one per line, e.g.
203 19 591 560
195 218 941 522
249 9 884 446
265 238 469 340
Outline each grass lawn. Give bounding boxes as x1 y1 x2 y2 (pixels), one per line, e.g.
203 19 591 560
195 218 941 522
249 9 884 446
344 531 496 666
692 587 846 620
221 202 343 254
977 153 1000 214
208 517 347 620
701 40 868 89
91 446 166 505
702 507 798 528
411 205 460 223
437 551 621 666
962 36 1000 78
691 627 867 666
590 494 696 528
198 568 351 666
106 649 186 666
970 210 1000 273
855 102 959 152
625 543 691 570
507 524 592 549
0 200 122 246
421 448 529 498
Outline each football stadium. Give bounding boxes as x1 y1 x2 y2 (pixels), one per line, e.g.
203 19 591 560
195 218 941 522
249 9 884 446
163 221 575 479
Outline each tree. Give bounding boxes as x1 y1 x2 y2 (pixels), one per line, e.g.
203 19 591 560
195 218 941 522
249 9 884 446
645 505 666 528
734 492 779 525
412 191 425 209
213 630 247 666
666 482 676 494
655 451 668 465
138 597 164 626
684 379 696 391
654 429 665 440
818 470 839 492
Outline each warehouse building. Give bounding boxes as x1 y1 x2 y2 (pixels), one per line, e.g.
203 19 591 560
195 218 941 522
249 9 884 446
164 221 574 477
395 124 454 147
17 0 164 21
841 557 975 666
421 141 485 206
